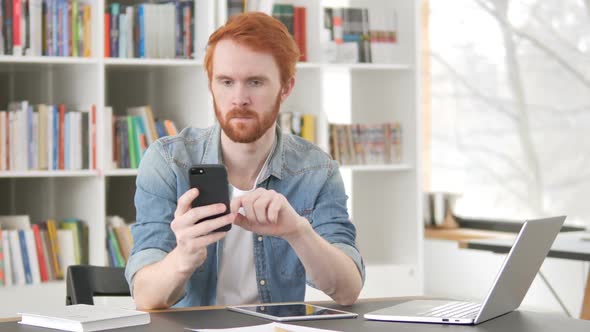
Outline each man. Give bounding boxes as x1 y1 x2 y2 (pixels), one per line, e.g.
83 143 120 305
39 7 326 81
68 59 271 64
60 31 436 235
125 12 365 309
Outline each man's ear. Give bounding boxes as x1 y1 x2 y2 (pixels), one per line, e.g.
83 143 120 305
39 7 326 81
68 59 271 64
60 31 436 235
280 77 296 103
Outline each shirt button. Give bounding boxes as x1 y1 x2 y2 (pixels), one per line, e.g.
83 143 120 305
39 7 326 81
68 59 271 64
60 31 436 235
257 236 263 242
260 279 266 286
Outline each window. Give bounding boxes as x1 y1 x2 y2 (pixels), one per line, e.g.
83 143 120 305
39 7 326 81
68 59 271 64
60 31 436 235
428 0 590 224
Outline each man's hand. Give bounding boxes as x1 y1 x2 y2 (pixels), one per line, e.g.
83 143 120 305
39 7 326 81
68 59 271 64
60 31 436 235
230 188 308 240
170 188 236 274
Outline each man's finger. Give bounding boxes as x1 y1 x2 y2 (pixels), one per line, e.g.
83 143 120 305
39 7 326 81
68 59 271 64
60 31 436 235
253 193 273 224
267 197 282 224
175 188 199 218
188 212 236 237
180 203 227 225
193 231 228 249
230 196 243 215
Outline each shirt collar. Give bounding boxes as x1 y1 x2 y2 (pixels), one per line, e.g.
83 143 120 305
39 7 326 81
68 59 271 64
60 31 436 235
202 122 284 182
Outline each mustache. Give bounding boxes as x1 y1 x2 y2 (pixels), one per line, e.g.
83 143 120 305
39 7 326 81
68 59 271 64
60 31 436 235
226 108 258 119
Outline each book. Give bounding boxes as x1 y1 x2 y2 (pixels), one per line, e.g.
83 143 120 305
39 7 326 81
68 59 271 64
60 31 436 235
19 304 150 332
32 224 50 282
23 229 41 284
1 230 13 286
0 227 4 286
57 229 76 271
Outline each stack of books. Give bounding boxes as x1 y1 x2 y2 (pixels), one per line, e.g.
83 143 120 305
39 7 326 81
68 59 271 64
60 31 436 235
329 122 402 166
0 215 88 286
105 215 133 268
277 112 315 144
104 106 178 169
0 0 93 57
0 102 97 171
322 6 398 63
105 1 194 59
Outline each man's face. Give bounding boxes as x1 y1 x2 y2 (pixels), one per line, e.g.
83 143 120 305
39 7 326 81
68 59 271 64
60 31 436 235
211 39 284 143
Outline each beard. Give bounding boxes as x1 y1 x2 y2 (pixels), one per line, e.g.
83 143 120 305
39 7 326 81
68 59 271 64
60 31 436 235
214 93 281 143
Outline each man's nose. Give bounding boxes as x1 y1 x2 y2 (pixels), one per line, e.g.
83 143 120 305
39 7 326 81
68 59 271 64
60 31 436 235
232 85 251 107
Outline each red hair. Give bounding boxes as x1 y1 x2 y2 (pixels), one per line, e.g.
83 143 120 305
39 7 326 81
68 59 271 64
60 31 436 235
204 12 300 86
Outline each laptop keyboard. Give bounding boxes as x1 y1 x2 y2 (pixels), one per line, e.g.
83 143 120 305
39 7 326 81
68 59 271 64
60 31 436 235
418 301 481 319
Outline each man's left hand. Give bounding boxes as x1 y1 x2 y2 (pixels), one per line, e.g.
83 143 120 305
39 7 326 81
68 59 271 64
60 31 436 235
230 188 308 240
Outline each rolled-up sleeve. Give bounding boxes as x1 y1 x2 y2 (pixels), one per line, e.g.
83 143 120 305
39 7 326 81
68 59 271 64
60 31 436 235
310 160 366 285
125 141 179 295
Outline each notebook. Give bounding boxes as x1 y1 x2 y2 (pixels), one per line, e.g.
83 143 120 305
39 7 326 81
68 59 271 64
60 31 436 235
19 304 150 332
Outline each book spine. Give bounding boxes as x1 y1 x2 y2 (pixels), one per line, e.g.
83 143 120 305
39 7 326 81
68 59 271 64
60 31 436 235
46 220 63 279
24 230 41 283
58 104 65 170
13 0 22 55
126 116 136 168
71 0 77 56
107 227 124 267
2 231 13 286
91 104 96 169
110 3 119 58
104 12 110 57
137 4 144 58
0 229 4 286
32 224 49 282
82 3 90 56
18 230 32 284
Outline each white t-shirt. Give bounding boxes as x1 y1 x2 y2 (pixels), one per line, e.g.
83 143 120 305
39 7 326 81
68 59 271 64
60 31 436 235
215 141 275 305
215 185 259 306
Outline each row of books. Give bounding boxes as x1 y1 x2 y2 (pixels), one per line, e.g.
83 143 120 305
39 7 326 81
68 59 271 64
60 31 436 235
225 1 307 62
105 216 132 267
105 1 194 59
322 7 398 64
0 215 88 287
0 0 93 57
329 122 402 166
104 106 178 170
271 4 306 62
277 111 315 144
0 102 97 171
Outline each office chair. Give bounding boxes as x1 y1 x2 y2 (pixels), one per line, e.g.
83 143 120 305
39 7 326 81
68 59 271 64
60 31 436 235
66 265 130 305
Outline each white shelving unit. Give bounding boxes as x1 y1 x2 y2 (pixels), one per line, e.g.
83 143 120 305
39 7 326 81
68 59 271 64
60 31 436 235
0 0 421 316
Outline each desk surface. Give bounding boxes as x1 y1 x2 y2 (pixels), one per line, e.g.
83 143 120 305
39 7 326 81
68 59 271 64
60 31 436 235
1 298 590 331
460 231 590 261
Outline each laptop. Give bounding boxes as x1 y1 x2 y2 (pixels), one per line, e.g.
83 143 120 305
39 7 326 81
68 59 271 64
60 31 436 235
364 216 566 325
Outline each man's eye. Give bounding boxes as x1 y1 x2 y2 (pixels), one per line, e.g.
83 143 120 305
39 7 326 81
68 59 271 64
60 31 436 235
249 80 262 87
222 80 233 86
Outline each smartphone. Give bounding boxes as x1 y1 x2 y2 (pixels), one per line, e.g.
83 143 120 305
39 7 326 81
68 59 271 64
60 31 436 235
188 164 232 232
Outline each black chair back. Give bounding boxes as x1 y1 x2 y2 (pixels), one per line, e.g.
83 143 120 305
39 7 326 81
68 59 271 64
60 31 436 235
66 265 130 305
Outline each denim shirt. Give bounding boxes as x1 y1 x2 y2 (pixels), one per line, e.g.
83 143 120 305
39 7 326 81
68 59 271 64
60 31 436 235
125 123 365 307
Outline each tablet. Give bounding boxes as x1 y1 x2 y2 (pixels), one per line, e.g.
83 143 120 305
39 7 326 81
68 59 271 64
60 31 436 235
227 303 358 322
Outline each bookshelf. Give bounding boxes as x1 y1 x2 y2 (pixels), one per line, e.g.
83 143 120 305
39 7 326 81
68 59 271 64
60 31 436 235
0 0 421 316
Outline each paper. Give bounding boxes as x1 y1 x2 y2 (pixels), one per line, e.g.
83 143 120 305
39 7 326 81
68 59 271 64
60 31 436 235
187 322 342 332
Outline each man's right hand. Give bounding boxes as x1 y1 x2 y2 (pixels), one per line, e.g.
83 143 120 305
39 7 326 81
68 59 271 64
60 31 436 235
169 188 235 274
